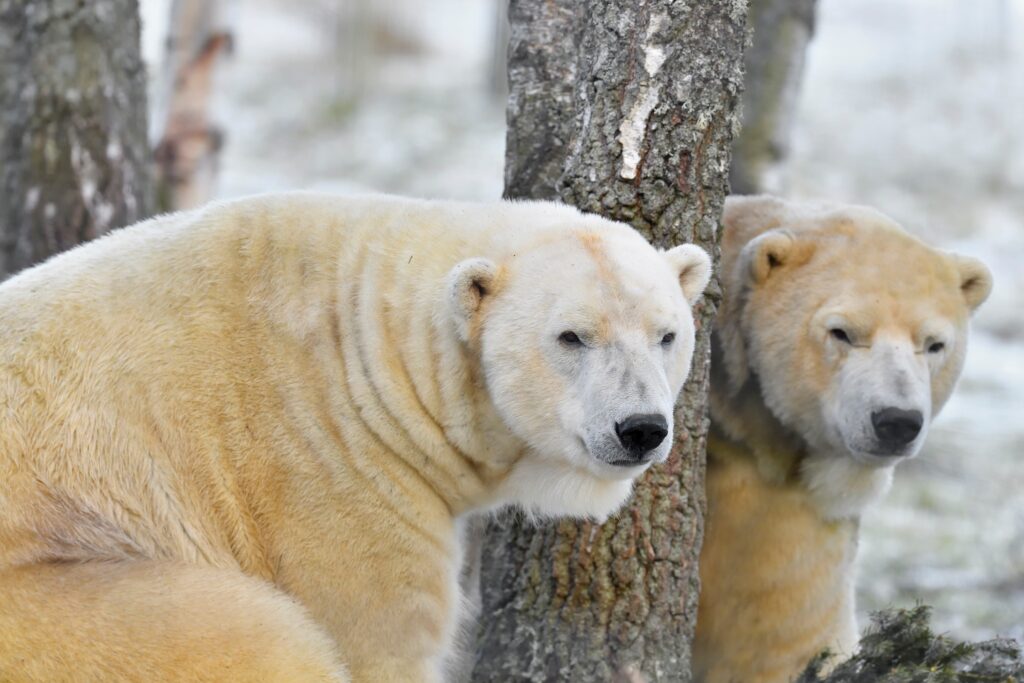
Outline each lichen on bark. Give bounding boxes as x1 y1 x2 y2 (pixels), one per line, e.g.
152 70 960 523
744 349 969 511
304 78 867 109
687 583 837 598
473 1 748 680
0 0 153 279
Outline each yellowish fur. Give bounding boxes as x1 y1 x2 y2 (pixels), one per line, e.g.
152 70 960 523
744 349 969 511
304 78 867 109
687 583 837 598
0 193 710 682
694 435 859 683
693 196 992 683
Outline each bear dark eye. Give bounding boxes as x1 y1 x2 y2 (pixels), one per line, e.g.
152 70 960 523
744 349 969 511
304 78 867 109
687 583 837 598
559 331 583 346
830 328 852 344
928 341 945 353
661 332 676 346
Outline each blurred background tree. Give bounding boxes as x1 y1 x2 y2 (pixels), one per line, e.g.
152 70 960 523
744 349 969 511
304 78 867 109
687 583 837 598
152 0 231 211
729 0 817 194
0 0 152 279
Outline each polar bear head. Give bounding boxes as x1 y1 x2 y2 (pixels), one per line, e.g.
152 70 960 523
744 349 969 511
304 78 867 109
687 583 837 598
714 196 992 517
446 213 711 519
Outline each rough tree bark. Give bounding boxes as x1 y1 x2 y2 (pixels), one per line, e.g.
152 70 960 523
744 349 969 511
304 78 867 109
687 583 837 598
0 0 153 280
728 0 817 194
472 1 748 681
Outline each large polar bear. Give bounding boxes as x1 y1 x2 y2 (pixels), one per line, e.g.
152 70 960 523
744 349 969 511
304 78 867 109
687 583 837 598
0 193 711 682
692 196 992 683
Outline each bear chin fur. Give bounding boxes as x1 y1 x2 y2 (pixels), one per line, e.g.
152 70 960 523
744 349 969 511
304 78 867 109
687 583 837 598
492 456 638 522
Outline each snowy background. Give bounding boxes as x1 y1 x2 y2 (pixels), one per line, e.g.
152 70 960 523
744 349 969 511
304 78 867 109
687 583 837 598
139 0 1023 642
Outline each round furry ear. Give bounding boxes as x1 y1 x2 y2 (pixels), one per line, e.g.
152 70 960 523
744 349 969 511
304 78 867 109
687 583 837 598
446 257 499 342
663 244 712 306
950 254 993 311
740 229 795 284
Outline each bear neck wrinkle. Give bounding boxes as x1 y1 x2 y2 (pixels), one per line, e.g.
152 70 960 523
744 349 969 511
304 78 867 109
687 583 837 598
425 314 528 514
331 223 523 517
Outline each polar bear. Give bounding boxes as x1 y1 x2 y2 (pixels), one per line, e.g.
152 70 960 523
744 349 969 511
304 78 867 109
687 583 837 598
0 193 711 683
692 196 992 683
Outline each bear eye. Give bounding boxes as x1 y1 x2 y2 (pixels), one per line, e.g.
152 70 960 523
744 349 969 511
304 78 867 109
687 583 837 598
829 328 852 345
559 331 583 346
661 332 676 346
927 341 945 354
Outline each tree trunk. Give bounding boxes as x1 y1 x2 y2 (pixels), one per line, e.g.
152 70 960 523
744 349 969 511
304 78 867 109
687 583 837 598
153 0 230 212
501 0 578 201
0 0 153 280
472 1 747 681
728 0 817 195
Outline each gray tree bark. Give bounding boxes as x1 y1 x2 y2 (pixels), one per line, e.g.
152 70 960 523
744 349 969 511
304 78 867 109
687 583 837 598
501 0 578 201
0 0 153 279
473 1 748 681
728 0 817 195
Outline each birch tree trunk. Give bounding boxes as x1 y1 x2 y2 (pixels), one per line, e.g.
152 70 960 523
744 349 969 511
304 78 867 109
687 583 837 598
472 1 747 680
153 0 230 212
728 0 817 194
0 0 152 279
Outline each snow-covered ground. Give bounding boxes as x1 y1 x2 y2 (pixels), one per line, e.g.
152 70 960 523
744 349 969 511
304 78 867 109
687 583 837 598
139 0 1023 642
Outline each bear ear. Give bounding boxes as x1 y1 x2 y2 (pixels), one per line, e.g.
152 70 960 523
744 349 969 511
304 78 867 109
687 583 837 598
714 228 798 396
950 254 993 311
740 229 796 284
446 257 499 342
663 244 713 306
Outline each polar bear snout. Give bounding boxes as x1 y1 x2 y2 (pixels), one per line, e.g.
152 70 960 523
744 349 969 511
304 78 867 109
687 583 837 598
576 345 679 473
823 336 935 464
613 413 669 464
870 407 923 454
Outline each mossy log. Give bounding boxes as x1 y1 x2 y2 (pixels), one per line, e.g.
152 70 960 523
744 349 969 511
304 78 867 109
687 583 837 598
800 606 1023 683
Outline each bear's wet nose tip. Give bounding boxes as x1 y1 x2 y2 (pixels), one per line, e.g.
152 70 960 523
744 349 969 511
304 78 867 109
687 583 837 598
615 414 669 458
871 407 923 451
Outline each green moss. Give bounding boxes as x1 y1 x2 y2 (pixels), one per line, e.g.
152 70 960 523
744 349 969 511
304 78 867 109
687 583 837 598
798 606 1023 683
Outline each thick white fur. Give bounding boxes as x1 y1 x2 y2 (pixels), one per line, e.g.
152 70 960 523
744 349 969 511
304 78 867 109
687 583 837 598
664 243 714 305
0 193 710 682
694 195 992 683
493 457 636 522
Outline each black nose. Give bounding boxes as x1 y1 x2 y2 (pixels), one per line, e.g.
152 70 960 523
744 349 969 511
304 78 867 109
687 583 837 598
871 407 923 451
615 413 669 459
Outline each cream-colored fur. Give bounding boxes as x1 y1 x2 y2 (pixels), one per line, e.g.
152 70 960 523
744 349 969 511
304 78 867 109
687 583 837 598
0 193 711 682
693 195 992 683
